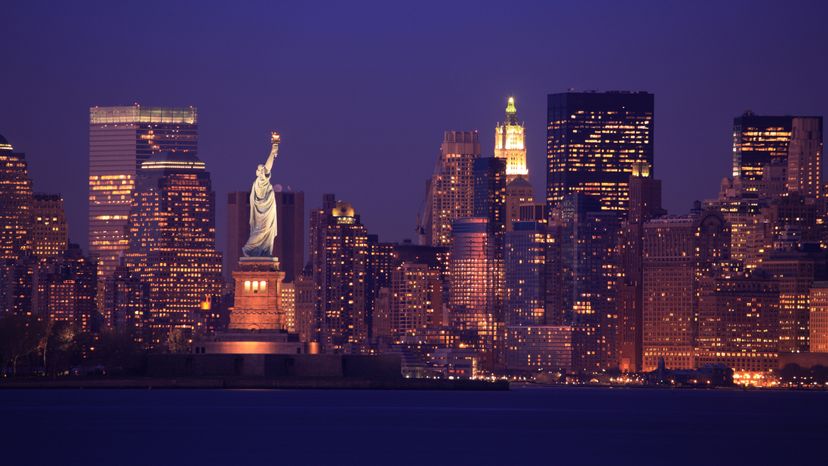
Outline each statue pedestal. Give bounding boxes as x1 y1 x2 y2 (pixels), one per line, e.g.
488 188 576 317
229 257 286 331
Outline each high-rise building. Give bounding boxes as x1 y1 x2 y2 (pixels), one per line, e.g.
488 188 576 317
318 201 369 353
641 209 730 370
617 161 664 371
366 235 395 342
89 105 198 278
32 194 68 262
546 91 654 218
0 134 33 315
226 190 305 283
732 113 823 199
429 131 480 246
124 151 223 347
809 282 828 353
697 267 780 372
448 217 496 356
552 194 620 372
473 157 506 324
494 97 528 181
504 221 548 326
0 134 33 264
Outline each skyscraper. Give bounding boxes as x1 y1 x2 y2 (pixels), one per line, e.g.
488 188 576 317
32 194 68 262
0 134 33 315
546 91 654 218
89 105 198 278
0 134 33 264
124 151 223 347
494 97 528 181
504 221 547 326
732 113 823 199
318 201 369 353
429 131 480 246
552 194 620 372
617 161 664 372
448 217 496 357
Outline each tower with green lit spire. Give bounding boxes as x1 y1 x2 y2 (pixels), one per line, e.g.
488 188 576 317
495 97 528 182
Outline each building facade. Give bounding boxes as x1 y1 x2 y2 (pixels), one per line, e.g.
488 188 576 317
89 105 198 278
124 151 223 348
546 91 654 218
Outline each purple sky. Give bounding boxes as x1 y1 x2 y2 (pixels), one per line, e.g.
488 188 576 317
2 0 827 255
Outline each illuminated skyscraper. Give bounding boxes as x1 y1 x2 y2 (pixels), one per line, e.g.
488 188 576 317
448 217 496 356
429 131 480 246
89 105 198 278
732 113 823 199
809 282 828 353
125 151 223 348
0 134 33 263
318 201 369 353
617 161 664 372
0 134 33 315
495 97 528 181
32 194 68 262
546 91 654 218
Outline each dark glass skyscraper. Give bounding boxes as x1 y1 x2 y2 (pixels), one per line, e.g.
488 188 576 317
546 91 654 218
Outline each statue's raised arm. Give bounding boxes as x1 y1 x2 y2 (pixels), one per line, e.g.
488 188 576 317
242 132 280 258
265 132 279 173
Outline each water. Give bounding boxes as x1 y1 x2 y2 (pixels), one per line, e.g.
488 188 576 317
1 386 825 465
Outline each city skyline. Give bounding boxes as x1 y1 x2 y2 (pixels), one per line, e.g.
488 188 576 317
3 1 827 254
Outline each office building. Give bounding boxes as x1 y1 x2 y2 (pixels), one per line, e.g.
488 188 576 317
124 151 223 347
89 105 198 278
546 91 654 218
448 217 496 354
642 208 730 370
318 201 369 353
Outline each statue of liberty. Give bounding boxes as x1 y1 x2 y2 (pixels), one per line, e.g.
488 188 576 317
242 132 280 257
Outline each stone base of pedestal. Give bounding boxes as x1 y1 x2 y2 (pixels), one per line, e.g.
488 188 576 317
229 257 286 331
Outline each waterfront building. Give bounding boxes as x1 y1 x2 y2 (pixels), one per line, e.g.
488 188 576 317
641 208 730 370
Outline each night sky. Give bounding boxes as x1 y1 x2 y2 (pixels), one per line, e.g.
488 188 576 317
2 0 827 255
